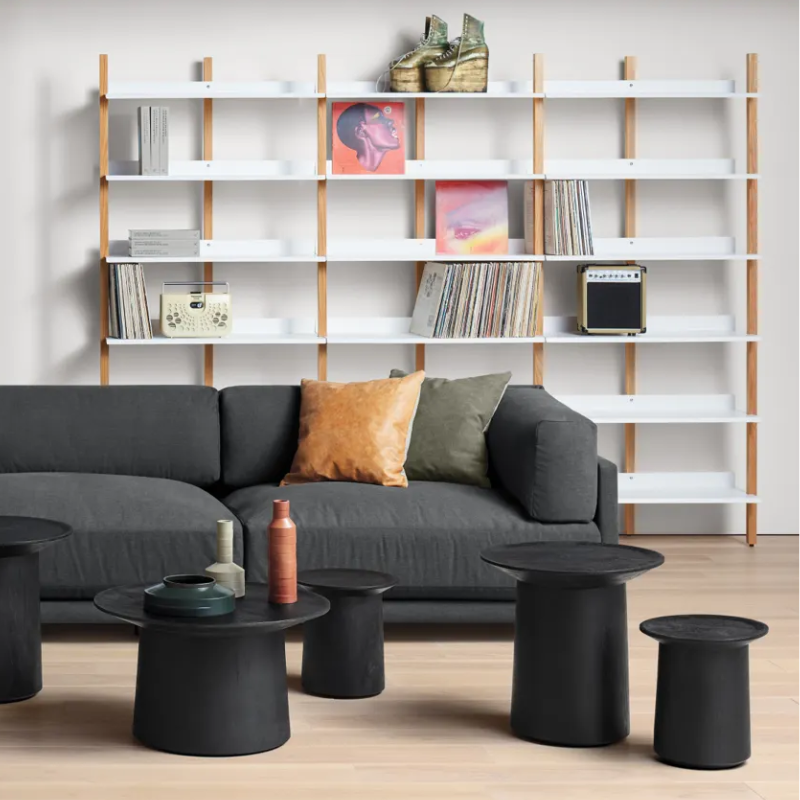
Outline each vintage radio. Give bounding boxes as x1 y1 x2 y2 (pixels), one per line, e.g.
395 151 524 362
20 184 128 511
160 282 232 338
577 264 646 335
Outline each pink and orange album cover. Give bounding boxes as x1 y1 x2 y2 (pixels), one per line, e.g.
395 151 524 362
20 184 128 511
435 181 509 255
332 102 405 175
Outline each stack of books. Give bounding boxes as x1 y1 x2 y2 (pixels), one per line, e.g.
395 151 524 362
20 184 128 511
108 264 153 339
128 230 200 258
411 261 541 339
138 106 169 176
543 180 594 255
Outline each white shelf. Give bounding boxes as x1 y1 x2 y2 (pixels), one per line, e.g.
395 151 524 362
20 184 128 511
107 160 321 181
108 240 321 263
326 80 541 99
544 315 758 343
618 472 759 504
557 394 759 424
327 239 539 262
544 80 755 99
545 237 758 261
105 81 321 99
327 160 542 181
107 318 322 346
545 159 757 180
325 317 543 344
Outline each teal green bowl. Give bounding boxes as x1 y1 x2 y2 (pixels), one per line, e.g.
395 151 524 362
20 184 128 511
143 574 235 618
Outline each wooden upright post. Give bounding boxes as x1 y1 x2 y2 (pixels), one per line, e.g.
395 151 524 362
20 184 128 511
317 55 328 380
532 54 545 385
99 54 110 386
746 54 758 546
414 98 426 373
624 55 637 535
203 57 214 387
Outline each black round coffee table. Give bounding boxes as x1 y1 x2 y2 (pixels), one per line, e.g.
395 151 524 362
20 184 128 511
0 516 72 703
298 568 397 699
641 614 768 770
94 584 329 756
481 541 664 747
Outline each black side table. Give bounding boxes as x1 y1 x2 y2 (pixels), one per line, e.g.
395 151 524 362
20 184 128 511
0 516 71 703
94 584 329 756
298 568 397 699
481 541 664 747
640 614 768 769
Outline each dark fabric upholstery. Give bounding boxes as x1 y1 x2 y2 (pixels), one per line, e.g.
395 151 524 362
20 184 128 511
223 481 602 600
487 386 598 523
0 386 220 487
596 456 620 543
0 472 242 599
219 386 301 488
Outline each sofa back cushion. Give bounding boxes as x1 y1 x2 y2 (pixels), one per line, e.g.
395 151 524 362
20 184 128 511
219 386 301 488
0 386 220 487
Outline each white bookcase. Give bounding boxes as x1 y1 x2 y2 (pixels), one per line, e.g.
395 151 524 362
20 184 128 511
98 53 760 543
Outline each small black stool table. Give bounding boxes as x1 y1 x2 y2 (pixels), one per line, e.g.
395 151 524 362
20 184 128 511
0 516 72 703
94 584 329 756
298 568 397 699
640 614 768 770
481 541 664 747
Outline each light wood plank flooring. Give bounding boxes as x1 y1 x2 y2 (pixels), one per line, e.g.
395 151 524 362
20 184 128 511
0 536 796 800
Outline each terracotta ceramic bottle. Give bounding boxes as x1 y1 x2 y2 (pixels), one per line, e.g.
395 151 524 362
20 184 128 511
268 500 297 604
205 520 245 598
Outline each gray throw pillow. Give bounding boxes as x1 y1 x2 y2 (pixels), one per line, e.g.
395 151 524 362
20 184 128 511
390 369 512 487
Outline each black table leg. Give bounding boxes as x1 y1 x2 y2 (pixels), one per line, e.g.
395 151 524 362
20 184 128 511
133 628 291 756
0 553 41 704
302 593 385 699
654 642 751 769
511 580 629 746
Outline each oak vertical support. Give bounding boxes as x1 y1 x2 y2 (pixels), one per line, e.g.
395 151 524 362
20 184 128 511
202 57 214 387
746 54 758 546
99 54 110 385
532 54 545 385
317 55 328 380
623 55 637 535
414 98 426 373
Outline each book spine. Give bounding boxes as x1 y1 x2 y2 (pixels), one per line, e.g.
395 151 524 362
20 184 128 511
159 107 169 175
129 245 200 256
140 107 151 176
150 107 160 177
128 230 200 240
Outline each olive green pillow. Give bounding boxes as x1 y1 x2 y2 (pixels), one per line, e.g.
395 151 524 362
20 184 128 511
390 369 512 487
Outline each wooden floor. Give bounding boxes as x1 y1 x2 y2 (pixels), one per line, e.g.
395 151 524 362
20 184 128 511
0 536 796 800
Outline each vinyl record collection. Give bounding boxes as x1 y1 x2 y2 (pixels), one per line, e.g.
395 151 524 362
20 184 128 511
411 261 541 338
108 263 153 339
543 179 595 255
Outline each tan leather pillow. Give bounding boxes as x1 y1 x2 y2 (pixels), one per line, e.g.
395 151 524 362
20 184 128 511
281 371 425 488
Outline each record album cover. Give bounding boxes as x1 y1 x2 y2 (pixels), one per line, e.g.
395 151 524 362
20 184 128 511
435 181 509 255
332 102 405 175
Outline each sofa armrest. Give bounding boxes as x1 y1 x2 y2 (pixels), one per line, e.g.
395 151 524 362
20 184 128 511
487 387 598 523
595 456 619 543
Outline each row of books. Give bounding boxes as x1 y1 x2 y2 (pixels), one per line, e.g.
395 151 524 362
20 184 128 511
540 179 595 256
138 107 169 176
128 229 200 257
411 261 541 339
109 264 153 339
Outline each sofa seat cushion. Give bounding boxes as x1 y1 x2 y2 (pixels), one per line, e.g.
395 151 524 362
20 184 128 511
223 481 601 601
0 473 243 600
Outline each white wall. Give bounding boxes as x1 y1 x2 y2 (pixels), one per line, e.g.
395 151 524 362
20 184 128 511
0 0 796 535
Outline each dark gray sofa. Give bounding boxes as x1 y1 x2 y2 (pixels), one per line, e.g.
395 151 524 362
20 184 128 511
0 384 618 623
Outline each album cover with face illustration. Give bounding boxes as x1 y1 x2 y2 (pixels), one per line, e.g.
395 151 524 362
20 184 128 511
332 102 405 175
435 180 509 255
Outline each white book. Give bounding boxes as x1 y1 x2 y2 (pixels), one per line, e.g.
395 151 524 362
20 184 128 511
150 107 160 177
410 262 448 337
139 107 151 176
129 229 200 240
159 107 169 175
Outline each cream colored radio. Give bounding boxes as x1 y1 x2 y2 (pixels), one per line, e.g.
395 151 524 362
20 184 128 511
160 282 232 338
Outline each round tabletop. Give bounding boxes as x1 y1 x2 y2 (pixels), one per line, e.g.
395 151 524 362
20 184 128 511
640 614 769 646
481 542 665 588
94 584 330 635
297 568 397 596
0 516 72 557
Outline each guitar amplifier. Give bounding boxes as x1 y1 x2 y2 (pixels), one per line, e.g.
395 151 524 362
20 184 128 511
577 264 646 335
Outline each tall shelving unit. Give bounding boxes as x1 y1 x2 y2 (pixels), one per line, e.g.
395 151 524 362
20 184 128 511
98 53 760 544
